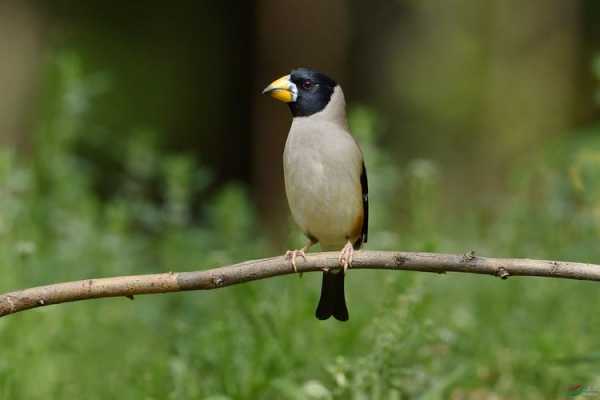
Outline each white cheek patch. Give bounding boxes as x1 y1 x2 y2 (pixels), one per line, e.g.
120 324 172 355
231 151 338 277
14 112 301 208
289 82 298 102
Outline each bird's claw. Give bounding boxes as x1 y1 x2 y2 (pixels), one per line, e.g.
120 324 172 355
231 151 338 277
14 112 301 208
285 249 306 274
338 242 354 274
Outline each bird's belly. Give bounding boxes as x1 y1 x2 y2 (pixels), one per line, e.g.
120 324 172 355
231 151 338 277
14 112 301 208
284 160 362 247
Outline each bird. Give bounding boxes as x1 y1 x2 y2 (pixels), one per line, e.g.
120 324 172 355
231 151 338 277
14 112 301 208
262 68 368 321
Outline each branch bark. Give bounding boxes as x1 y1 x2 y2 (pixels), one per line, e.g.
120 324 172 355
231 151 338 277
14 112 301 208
2 250 600 318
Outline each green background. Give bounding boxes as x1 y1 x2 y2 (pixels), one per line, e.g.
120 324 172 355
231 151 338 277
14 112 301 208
2 1 600 398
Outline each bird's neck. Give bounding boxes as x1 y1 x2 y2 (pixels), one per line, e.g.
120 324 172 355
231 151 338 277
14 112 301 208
293 86 349 128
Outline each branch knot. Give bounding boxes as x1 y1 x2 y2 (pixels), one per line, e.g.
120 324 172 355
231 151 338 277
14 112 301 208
496 267 510 280
462 250 477 262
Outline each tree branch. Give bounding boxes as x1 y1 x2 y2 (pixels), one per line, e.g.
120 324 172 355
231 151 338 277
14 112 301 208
2 250 600 318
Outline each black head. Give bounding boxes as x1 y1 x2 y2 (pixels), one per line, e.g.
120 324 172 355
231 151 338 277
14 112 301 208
262 68 337 117
288 68 337 117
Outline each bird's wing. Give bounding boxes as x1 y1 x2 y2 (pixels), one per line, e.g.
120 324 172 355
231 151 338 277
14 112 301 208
357 161 368 247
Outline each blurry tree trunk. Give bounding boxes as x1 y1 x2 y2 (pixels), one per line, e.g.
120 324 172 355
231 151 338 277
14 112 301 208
370 1 582 200
253 0 349 245
0 0 45 150
482 1 581 175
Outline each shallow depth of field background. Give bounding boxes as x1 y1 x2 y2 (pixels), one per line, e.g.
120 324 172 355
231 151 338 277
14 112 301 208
2 1 600 399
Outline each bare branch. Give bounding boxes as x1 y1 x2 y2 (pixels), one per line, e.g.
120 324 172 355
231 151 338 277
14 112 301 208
2 250 600 318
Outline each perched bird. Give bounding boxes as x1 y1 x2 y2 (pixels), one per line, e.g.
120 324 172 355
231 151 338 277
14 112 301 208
262 68 368 321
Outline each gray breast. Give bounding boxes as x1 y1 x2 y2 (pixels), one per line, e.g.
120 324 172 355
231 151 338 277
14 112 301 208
283 112 364 248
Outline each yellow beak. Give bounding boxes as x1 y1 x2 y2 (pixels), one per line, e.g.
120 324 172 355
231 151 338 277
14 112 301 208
262 74 297 103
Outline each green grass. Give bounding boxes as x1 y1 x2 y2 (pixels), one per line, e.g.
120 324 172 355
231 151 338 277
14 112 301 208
1 54 600 399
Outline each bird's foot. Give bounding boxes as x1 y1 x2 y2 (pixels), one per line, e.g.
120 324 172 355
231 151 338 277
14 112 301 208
338 241 354 274
285 249 306 274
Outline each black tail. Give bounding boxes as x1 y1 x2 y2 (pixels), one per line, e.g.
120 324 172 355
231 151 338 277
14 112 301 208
315 272 348 321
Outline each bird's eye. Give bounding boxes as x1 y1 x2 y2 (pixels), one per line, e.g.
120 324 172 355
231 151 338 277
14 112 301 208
301 80 314 90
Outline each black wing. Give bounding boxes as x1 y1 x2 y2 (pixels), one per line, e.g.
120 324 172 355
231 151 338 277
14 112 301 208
358 161 368 247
